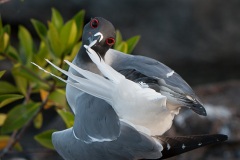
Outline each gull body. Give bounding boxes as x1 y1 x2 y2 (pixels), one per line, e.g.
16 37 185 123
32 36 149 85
32 42 227 160
37 45 172 136
64 17 207 143
32 17 228 160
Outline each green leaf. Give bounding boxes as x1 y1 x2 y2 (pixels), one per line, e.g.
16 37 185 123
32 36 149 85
60 20 77 54
116 42 128 53
0 35 4 52
73 10 85 41
0 70 6 78
0 16 3 35
0 94 24 108
114 30 122 48
12 74 28 96
33 42 50 67
0 18 10 53
51 8 63 31
0 136 22 151
1 102 40 133
37 41 49 58
3 24 11 35
0 113 7 126
57 109 74 128
0 81 19 94
6 45 20 61
0 33 9 52
66 41 81 61
34 130 56 150
47 22 63 57
33 112 43 129
31 19 47 40
48 89 66 108
12 65 49 90
126 35 140 54
18 25 33 66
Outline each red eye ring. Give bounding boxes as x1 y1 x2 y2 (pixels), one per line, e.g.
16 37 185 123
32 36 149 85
90 18 99 28
106 37 115 46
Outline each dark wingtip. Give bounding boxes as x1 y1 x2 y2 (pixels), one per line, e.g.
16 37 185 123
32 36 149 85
189 99 207 116
153 134 228 159
192 102 207 116
215 134 228 141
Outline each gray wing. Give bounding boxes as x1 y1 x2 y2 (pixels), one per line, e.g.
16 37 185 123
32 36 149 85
52 125 227 160
106 49 206 116
52 121 162 160
73 93 120 143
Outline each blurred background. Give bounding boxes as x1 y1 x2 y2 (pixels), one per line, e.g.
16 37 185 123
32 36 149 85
0 0 239 159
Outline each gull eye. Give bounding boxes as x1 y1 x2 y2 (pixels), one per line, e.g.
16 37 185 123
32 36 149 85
106 37 115 46
90 18 99 28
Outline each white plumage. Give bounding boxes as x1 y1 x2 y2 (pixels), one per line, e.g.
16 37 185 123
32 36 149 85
32 44 176 136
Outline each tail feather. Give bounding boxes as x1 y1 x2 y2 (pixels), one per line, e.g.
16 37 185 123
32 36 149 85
32 45 126 104
152 134 228 159
84 45 125 83
63 60 111 89
31 61 114 104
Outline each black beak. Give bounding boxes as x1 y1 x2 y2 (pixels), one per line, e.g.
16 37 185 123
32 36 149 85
88 33 102 47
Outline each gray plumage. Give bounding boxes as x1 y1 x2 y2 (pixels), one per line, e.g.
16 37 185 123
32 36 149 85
53 121 162 160
65 17 207 143
72 93 120 143
47 17 227 160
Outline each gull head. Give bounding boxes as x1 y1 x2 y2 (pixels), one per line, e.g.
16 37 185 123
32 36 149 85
82 17 116 59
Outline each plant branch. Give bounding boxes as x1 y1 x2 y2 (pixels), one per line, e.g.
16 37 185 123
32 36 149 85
23 84 32 104
0 83 56 158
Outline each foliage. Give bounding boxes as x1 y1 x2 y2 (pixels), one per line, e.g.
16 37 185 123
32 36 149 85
34 129 56 150
0 8 140 155
114 30 140 54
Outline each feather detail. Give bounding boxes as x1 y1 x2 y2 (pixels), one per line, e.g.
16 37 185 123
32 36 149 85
31 61 113 104
84 45 125 84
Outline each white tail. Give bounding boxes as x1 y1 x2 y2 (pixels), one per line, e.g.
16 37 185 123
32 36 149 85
31 60 114 104
31 45 127 106
84 45 125 84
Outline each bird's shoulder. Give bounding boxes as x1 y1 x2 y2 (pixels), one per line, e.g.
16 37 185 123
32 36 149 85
107 49 194 95
107 49 174 78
